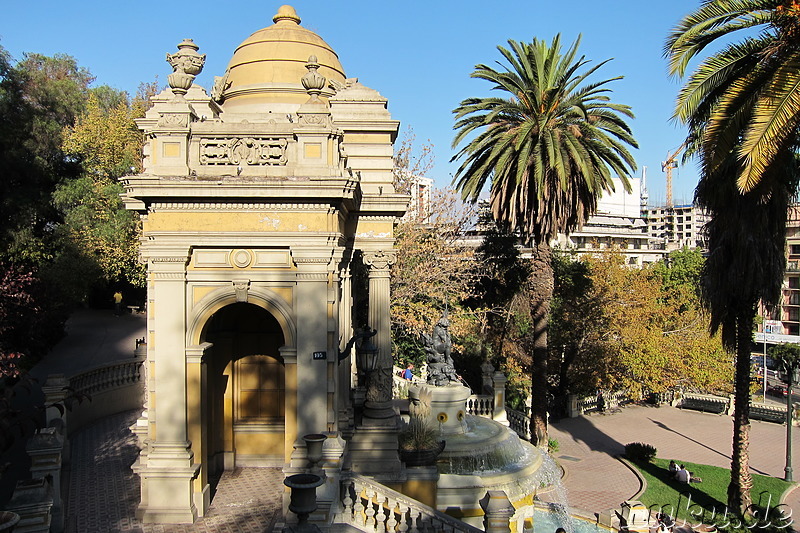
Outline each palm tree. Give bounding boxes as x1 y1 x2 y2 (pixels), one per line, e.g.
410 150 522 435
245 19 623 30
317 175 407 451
666 0 800 193
666 0 800 514
451 35 637 446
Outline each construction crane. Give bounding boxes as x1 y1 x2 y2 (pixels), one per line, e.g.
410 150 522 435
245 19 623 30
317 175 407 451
661 142 686 208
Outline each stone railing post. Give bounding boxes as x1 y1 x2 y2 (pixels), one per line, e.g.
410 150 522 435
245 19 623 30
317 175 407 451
727 394 735 416
480 491 515 533
42 374 69 432
26 427 63 532
568 394 579 418
492 371 508 425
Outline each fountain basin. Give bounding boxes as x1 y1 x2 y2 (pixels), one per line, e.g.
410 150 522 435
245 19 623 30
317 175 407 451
436 414 543 514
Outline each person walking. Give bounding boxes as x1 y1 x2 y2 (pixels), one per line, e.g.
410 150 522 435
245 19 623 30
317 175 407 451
113 291 123 316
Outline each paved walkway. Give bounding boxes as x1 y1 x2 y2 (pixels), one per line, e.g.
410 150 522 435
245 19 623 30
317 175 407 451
64 411 282 532
548 404 800 520
20 309 800 530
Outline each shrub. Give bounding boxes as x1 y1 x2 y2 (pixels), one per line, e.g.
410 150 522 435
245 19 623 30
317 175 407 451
548 438 560 453
625 442 657 463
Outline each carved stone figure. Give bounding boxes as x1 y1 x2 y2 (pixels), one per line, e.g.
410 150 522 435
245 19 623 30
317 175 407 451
422 310 459 386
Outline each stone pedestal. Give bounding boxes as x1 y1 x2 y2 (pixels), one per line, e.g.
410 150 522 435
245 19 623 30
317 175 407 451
480 491 514 533
133 443 200 524
410 383 471 436
6 478 53 533
347 425 402 481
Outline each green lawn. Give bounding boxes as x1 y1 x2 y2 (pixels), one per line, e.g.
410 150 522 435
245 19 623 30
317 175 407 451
630 458 794 531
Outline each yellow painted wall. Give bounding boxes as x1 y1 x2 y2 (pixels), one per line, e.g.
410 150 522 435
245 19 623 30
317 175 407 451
355 220 394 235
233 431 284 454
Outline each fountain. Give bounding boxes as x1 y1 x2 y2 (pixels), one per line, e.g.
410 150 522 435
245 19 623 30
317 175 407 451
407 312 548 520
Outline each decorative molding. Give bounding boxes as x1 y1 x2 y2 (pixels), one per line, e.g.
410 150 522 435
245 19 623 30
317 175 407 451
297 113 331 127
356 215 396 222
152 272 185 281
293 257 331 264
233 279 250 302
231 249 253 268
152 257 188 263
362 250 396 271
296 273 327 281
150 202 330 212
157 113 190 128
199 137 288 166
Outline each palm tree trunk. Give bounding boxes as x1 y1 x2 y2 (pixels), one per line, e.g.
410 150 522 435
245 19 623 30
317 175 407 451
728 315 754 515
528 241 553 447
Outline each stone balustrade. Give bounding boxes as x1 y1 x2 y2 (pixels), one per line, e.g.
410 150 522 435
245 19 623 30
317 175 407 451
465 394 494 417
69 357 144 396
335 472 484 533
506 408 531 440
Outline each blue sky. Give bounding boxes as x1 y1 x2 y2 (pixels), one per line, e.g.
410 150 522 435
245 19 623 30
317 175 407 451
2 1 705 206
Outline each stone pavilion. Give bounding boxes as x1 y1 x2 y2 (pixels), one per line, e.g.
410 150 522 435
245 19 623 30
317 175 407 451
122 5 408 523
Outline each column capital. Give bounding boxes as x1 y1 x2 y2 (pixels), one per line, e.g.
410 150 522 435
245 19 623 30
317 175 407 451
362 250 396 271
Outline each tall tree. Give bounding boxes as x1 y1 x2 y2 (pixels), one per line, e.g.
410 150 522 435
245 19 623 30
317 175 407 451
451 35 637 446
0 48 92 265
666 0 800 514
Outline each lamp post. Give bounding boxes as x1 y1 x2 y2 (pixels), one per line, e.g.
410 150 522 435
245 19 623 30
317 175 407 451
785 362 799 482
774 344 800 482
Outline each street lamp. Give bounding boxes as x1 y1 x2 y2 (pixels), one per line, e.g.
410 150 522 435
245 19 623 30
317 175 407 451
784 360 800 482
773 343 800 482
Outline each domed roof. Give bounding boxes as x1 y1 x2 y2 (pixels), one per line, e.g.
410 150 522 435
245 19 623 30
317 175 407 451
220 5 346 110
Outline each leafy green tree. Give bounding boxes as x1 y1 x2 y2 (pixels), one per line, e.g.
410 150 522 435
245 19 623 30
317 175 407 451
451 35 638 445
0 47 92 265
551 251 730 398
770 343 800 386
549 252 594 396
666 1 800 513
390 188 479 369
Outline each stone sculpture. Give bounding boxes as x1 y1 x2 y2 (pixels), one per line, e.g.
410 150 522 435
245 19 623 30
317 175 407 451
422 311 459 386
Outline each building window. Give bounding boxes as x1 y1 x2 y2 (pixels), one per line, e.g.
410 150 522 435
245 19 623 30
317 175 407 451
790 324 800 336
791 308 800 322
791 244 800 257
791 277 800 289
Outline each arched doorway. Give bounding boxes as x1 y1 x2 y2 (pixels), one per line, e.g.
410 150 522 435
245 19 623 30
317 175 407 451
201 302 286 475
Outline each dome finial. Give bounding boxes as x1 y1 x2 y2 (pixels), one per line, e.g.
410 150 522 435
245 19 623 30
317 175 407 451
302 55 327 101
273 5 301 25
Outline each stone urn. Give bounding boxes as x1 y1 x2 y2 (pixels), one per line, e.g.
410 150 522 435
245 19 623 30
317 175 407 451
284 473 324 528
399 440 445 467
302 433 326 470
0 511 19 532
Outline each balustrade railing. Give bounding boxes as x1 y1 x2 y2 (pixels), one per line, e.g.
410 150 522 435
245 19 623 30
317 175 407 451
465 394 494 417
69 357 144 396
335 472 483 533
506 408 531 440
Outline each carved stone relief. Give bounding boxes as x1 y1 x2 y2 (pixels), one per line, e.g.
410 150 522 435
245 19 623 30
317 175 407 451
199 137 288 166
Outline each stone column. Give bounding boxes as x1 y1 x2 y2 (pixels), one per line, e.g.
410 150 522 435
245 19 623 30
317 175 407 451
347 250 402 479
293 255 331 440
362 250 395 422
134 255 200 524
186 342 212 517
